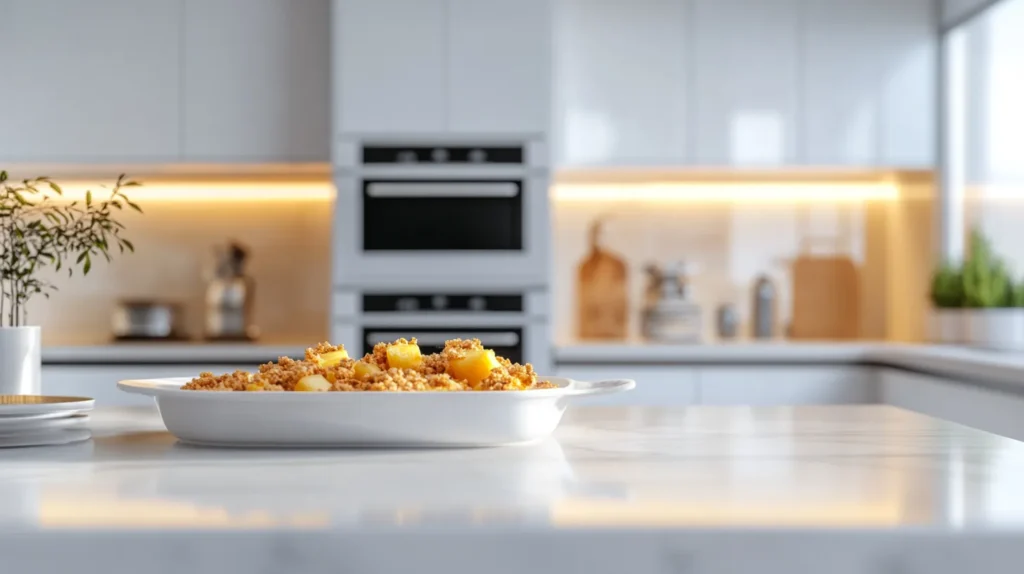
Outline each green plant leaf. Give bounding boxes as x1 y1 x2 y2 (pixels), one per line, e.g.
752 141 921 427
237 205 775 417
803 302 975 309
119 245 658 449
123 239 135 252
127 201 142 213
76 251 87 264
0 171 6 182
48 182 62 195
83 253 91 275
85 190 92 206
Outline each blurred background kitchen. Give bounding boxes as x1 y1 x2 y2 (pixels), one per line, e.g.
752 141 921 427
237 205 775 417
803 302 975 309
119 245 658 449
2 0 1020 402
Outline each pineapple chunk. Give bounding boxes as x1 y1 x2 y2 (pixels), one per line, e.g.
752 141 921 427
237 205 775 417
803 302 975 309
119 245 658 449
316 349 349 367
245 383 266 392
386 343 423 369
295 374 331 392
448 349 501 388
354 360 382 380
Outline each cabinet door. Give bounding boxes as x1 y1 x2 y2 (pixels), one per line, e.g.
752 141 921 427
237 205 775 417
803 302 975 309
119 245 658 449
555 365 699 406
801 0 935 167
0 0 180 161
333 0 447 134
183 0 330 162
880 369 1024 442
699 366 876 405
447 0 551 134
555 0 689 167
692 0 799 166
43 364 261 407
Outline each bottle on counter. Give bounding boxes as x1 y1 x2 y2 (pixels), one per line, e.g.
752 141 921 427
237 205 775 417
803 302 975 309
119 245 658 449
752 274 776 339
641 261 702 343
576 218 628 340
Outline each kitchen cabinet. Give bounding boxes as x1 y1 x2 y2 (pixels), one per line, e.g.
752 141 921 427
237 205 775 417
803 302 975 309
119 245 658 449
334 0 551 136
801 0 936 168
43 364 258 407
447 0 550 134
0 0 180 162
333 0 448 134
182 0 331 162
691 0 799 166
879 369 1024 442
555 365 699 406
698 366 877 406
554 0 689 167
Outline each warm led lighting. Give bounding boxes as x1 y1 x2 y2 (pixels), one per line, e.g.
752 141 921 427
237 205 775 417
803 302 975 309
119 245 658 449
41 182 335 203
551 183 900 203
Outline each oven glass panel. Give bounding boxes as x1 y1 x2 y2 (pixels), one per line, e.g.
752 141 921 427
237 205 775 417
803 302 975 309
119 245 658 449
362 180 523 251
362 327 524 364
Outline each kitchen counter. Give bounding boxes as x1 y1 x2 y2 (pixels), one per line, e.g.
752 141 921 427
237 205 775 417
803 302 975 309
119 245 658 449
2 406 1023 574
556 342 1024 394
43 343 309 365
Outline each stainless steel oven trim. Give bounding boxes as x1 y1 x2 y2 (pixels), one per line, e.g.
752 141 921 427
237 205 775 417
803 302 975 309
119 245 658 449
366 182 520 198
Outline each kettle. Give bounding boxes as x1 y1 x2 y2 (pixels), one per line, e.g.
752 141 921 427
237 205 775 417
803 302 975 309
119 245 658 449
204 241 258 341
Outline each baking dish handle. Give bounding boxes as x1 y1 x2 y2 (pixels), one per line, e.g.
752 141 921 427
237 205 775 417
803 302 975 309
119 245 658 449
564 379 636 397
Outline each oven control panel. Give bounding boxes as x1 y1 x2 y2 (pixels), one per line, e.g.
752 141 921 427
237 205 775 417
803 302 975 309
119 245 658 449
361 145 523 165
362 294 522 313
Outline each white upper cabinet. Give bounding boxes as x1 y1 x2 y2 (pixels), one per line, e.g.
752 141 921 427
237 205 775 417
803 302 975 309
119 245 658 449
183 0 331 162
801 0 936 168
333 0 448 134
691 0 799 166
334 0 551 136
555 0 689 167
0 0 180 162
447 0 551 134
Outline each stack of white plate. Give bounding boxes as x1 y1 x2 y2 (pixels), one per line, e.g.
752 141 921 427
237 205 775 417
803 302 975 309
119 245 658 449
0 395 94 448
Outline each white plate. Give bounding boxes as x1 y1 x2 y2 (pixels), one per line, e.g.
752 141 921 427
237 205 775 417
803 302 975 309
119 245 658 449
0 428 92 449
0 414 90 436
117 377 634 448
0 395 94 417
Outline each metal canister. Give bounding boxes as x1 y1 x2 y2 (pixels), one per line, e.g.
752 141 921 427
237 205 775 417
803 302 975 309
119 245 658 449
752 275 776 339
715 303 738 340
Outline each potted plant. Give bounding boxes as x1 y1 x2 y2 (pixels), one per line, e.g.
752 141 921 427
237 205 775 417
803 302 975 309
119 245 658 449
0 171 141 394
929 262 965 344
962 229 1023 350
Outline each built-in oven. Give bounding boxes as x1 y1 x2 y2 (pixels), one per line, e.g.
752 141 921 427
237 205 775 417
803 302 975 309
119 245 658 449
331 289 552 375
332 138 550 288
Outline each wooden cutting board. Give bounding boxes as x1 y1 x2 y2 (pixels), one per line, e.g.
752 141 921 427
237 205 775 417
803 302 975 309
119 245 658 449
789 255 860 340
577 220 628 340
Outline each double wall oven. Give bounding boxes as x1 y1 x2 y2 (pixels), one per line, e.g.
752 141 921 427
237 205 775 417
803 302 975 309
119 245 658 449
331 137 552 373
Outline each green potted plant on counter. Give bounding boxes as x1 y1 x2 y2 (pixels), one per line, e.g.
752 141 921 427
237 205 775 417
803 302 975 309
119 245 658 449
0 171 141 395
962 229 1022 350
929 262 965 344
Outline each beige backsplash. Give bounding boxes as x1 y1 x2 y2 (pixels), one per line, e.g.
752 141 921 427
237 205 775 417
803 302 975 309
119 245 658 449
553 177 936 344
27 198 332 345
28 176 936 347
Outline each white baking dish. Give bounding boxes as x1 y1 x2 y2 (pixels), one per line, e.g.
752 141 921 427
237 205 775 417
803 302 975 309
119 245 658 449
116 377 633 448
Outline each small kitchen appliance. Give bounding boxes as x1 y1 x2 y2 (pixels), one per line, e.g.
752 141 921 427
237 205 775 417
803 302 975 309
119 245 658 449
204 241 258 341
641 262 702 343
111 300 185 341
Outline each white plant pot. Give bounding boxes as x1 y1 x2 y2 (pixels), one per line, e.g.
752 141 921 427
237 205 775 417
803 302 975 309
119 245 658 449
0 326 41 395
929 309 964 344
965 309 1024 351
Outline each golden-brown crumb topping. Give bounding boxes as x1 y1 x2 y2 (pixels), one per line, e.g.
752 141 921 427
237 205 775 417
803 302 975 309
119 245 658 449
180 338 556 392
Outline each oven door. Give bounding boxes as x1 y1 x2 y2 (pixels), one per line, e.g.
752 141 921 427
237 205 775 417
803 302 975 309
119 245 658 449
362 180 522 251
333 174 549 287
362 327 524 364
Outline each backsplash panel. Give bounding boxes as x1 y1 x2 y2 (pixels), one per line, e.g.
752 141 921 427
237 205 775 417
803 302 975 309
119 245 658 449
27 197 332 345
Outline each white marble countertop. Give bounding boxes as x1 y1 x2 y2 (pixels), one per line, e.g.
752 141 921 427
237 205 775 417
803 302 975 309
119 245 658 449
2 406 1024 573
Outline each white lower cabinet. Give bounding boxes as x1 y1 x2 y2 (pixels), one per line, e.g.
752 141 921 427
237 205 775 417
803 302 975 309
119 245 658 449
42 365 257 407
698 366 877 406
880 369 1024 442
554 365 699 406
554 364 876 406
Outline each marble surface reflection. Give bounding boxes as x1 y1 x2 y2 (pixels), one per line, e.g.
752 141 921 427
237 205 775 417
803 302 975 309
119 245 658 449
1 405 1023 531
